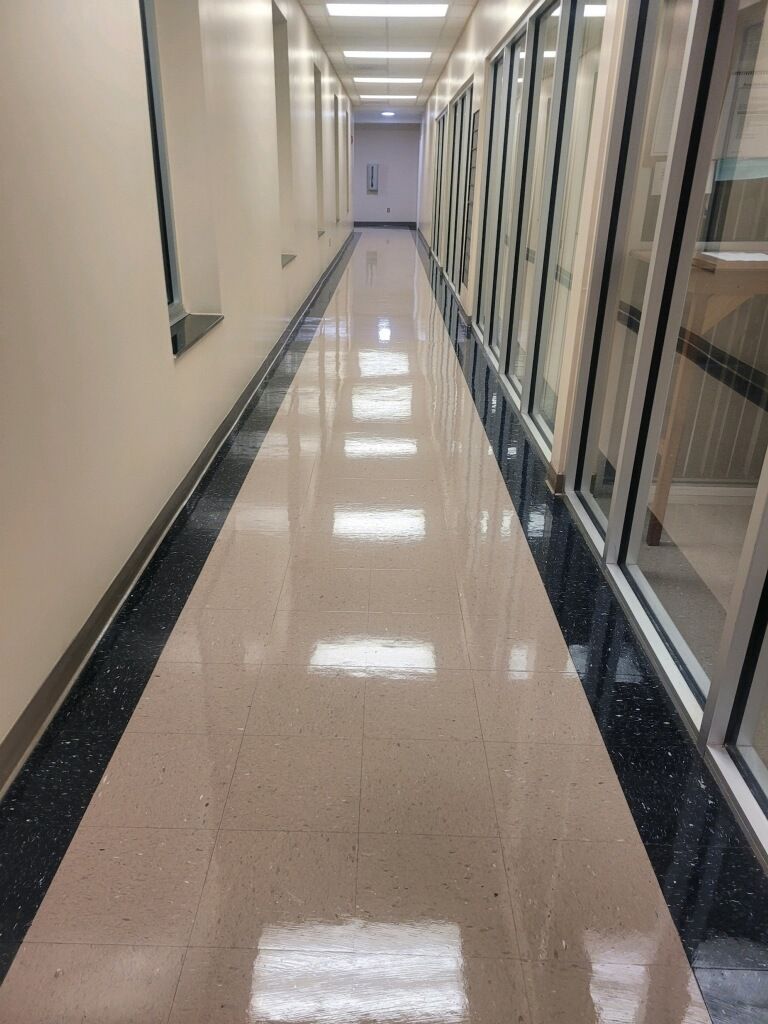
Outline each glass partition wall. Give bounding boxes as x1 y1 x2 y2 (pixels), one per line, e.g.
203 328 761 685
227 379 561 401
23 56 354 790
565 0 768 846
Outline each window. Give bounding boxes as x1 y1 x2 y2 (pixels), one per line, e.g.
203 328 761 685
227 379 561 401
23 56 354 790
460 110 480 288
431 111 447 255
532 1 608 439
272 3 296 260
445 85 473 289
139 0 181 320
314 66 325 235
334 94 341 223
578 0 694 528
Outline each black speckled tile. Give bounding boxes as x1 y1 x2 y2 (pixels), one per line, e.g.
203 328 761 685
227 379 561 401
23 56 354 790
0 825 76 944
648 841 768 970
413 229 768 1017
695 968 768 1023
0 233 360 984
0 732 115 826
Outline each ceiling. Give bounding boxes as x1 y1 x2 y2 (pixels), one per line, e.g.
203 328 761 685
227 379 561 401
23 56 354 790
299 1 478 121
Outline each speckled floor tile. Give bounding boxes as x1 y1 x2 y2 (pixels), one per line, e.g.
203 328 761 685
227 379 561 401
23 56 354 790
360 737 497 836
363 669 482 740
523 960 711 1023
82 732 239 829
356 833 518 958
189 830 357 949
504 835 687 966
473 671 601 744
0 943 185 1024
485 741 638 842
127 662 259 734
246 664 365 738
26 827 215 946
222 735 361 831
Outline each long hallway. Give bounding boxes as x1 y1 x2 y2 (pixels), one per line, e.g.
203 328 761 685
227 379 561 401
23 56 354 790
0 229 716 1021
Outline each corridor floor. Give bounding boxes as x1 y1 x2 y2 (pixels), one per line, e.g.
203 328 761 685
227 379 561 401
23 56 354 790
0 230 712 1022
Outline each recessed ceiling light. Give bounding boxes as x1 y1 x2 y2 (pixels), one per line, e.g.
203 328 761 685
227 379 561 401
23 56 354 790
381 111 396 116
585 3 607 14
327 3 447 16
354 77 423 83
344 50 432 58
359 94 418 99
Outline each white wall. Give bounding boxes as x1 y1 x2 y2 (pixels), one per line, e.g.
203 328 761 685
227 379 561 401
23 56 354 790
0 0 352 755
353 124 421 223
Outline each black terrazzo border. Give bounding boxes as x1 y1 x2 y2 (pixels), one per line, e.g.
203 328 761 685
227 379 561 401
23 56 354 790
413 229 768 1023
0 233 360 983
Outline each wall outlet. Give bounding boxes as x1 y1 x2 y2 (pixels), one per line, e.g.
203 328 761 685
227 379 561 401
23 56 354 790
387 207 390 213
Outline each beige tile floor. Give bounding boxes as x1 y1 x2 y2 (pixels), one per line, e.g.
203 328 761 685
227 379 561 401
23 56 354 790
0 230 711 1023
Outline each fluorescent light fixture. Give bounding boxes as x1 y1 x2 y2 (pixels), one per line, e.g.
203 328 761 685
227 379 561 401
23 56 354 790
585 3 607 13
359 94 418 100
344 49 432 58
543 50 557 57
328 3 447 15
354 77 423 83
381 111 396 116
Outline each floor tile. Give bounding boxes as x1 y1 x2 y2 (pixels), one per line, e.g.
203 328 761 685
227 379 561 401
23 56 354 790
523 960 711 1023
190 830 357 948
369 568 460 615
222 735 361 831
356 833 518 958
467 634 579 674
26 827 215 945
485 741 638 842
263 610 371 667
0 942 185 1024
160 608 268 665
473 671 601 744
127 662 259 734
363 669 481 740
170 946 530 1024
360 737 497 836
367 613 470 670
277 566 370 612
504 835 687 965
82 732 239 829
246 664 365 738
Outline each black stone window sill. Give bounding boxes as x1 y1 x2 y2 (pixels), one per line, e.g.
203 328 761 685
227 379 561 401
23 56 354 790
281 253 297 268
171 313 223 357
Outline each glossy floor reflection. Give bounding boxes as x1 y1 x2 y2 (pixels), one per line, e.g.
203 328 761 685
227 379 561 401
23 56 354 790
0 230 724 1021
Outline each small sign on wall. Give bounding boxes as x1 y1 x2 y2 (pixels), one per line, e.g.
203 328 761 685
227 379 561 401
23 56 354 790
366 163 379 193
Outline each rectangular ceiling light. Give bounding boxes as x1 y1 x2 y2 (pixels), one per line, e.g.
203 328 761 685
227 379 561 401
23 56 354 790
354 77 423 83
359 94 418 99
344 50 432 58
328 4 447 16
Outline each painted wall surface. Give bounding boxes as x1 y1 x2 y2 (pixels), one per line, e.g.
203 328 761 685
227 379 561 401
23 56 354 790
353 124 422 223
0 0 352 751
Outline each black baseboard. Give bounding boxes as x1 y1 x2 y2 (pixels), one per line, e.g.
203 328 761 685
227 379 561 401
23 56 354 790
0 231 357 796
354 220 417 229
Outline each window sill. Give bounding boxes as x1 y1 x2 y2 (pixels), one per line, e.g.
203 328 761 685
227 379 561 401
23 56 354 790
281 253 297 268
171 312 223 357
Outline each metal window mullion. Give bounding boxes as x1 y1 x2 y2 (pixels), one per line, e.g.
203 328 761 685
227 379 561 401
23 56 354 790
602 0 718 565
498 20 536 379
485 45 516 349
563 0 651 509
520 0 578 416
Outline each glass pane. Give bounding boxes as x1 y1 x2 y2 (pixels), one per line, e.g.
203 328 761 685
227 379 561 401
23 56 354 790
580 0 694 525
507 3 560 390
490 42 526 356
533 3 608 439
477 57 505 333
632 0 768 690
735 630 768 804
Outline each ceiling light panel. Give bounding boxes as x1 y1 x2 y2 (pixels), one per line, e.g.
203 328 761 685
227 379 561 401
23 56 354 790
327 3 448 16
354 77 423 83
344 50 432 58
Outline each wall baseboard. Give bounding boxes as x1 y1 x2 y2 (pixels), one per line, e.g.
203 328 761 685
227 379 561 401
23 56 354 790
0 231 356 797
354 220 417 229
